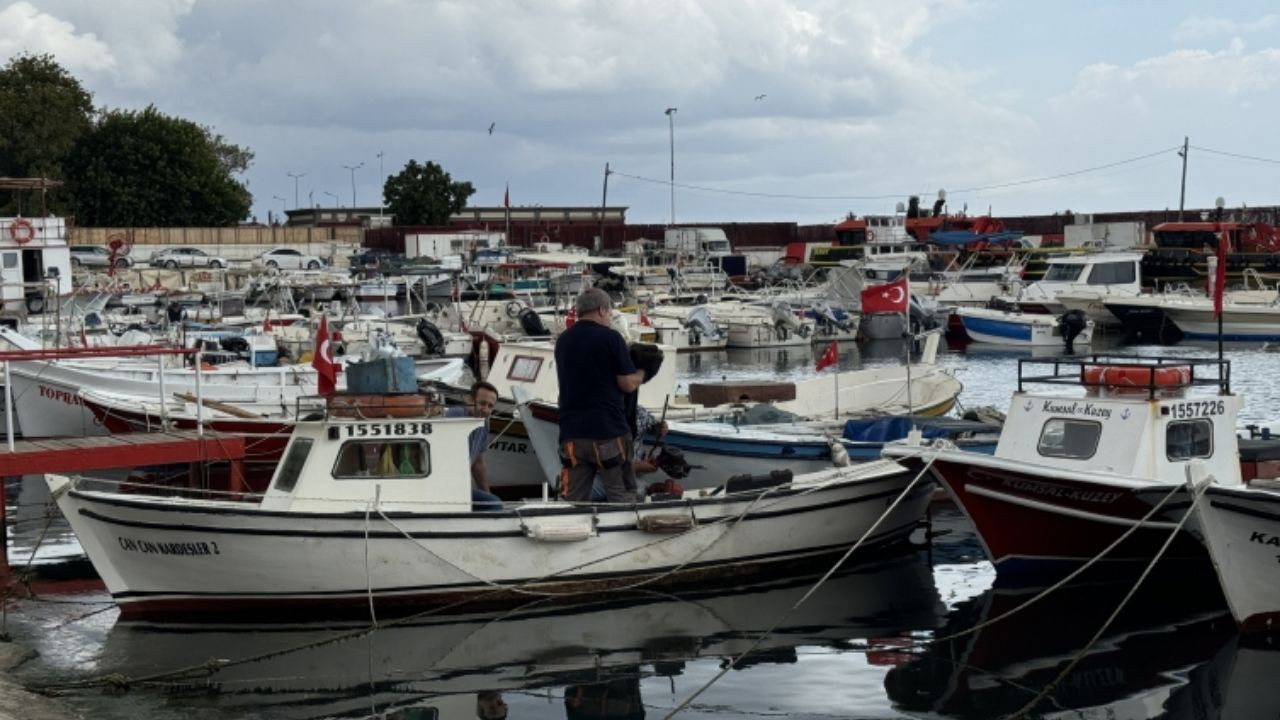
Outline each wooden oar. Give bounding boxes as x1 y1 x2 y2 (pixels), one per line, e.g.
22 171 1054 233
173 392 266 419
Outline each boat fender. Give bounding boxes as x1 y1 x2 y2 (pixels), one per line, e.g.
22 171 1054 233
826 437 850 467
724 469 793 494
523 518 594 542
638 514 695 533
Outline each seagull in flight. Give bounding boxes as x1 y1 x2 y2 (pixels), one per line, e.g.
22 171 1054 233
754 94 767 101
488 122 496 135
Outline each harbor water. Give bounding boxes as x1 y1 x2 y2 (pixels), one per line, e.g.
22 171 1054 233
3 335 1278 719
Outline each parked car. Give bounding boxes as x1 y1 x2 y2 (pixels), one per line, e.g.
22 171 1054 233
70 245 133 269
149 247 227 269
252 247 325 272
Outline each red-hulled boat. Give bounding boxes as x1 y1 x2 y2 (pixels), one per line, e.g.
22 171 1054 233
884 356 1280 576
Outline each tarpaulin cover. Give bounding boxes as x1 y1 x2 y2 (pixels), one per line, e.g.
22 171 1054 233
928 230 1024 246
842 416 948 442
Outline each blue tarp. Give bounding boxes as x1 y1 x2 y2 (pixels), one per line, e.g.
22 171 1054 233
842 416 948 443
928 230 1024 247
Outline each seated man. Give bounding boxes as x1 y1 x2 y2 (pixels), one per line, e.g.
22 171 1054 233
445 381 503 511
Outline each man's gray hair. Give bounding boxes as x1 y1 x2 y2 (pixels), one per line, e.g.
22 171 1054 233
574 288 612 316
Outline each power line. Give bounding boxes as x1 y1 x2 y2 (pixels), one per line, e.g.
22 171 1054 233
609 146 1181 202
1190 145 1280 165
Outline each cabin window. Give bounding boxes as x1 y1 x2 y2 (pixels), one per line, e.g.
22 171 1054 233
1167 420 1213 461
273 438 313 493
1087 262 1136 285
1037 419 1101 459
1 253 15 269
332 440 431 479
1042 264 1084 282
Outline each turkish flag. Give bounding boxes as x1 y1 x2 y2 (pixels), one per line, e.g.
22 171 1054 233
815 340 839 372
312 315 337 397
1213 229 1228 317
861 278 909 314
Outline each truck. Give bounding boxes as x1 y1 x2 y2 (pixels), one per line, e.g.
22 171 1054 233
663 227 732 258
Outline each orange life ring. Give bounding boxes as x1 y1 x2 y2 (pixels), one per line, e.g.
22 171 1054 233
9 218 34 245
866 229 876 242
1082 365 1191 395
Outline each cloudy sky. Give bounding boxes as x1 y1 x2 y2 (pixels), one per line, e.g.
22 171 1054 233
3 0 1278 225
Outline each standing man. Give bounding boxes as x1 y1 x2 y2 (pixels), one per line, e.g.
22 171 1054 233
556 288 645 502
445 381 503 511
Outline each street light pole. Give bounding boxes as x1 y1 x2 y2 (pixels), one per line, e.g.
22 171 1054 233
272 195 286 224
342 162 364 207
323 191 340 207
664 107 677 226
376 151 385 218
286 171 306 208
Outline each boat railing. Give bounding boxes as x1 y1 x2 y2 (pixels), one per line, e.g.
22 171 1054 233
1017 355 1230 397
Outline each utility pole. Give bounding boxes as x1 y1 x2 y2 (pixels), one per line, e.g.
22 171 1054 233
1178 136 1189 221
600 162 611 253
664 108 677 226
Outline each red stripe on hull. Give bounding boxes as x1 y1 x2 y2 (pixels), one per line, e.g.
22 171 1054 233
929 459 1208 571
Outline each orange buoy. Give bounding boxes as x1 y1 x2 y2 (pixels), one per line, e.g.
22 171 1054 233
1083 365 1191 395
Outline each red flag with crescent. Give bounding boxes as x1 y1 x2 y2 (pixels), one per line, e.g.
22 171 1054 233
815 340 839 372
861 278 909 314
312 315 337 397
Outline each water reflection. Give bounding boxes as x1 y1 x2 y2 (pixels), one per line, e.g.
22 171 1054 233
884 567 1246 718
90 554 943 719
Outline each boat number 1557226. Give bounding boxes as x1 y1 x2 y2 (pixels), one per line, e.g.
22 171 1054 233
1169 401 1225 419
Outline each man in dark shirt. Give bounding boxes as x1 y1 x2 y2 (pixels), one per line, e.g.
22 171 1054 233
555 288 645 502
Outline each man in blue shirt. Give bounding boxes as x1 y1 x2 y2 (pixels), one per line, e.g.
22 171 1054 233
555 288 645 502
445 381 503 511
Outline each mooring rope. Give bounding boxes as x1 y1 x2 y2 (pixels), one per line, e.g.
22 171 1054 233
663 451 938 718
1006 477 1210 720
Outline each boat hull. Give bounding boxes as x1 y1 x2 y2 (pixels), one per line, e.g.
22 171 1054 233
957 308 1093 347
1195 484 1280 633
49 460 932 618
898 452 1208 575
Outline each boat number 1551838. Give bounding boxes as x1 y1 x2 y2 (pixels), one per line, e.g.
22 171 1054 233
1169 401 1226 419
344 422 432 437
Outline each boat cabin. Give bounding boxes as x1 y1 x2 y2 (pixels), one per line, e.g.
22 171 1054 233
0 216 74 314
1015 252 1144 312
484 339 677 407
258 397 483 513
999 357 1244 487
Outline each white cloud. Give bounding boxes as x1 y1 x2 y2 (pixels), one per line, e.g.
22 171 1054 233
0 1 116 74
1173 13 1278 41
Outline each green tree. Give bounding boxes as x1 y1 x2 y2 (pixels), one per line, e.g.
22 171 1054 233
67 106 252 226
0 54 94 215
384 160 475 226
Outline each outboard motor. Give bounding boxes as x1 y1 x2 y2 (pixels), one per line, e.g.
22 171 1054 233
1058 309 1089 354
683 306 719 346
517 307 550 337
415 317 446 356
770 300 808 339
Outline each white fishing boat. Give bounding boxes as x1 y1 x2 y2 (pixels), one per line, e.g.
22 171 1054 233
1186 464 1280 634
46 392 934 618
955 305 1093 348
643 305 727 352
1012 252 1145 316
704 300 815 348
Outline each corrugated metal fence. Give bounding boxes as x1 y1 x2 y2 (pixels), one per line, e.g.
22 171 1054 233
69 226 362 246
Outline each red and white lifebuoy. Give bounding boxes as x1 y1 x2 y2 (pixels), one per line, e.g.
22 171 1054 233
866 229 876 242
8 218 35 245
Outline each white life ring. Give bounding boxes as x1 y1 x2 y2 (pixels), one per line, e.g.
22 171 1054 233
866 229 876 242
9 218 35 245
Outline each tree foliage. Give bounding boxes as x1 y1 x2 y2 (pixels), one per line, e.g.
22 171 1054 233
67 106 253 226
0 53 94 215
384 160 475 226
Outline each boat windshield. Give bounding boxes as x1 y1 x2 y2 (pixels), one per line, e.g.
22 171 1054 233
1086 262 1136 285
1042 264 1085 282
